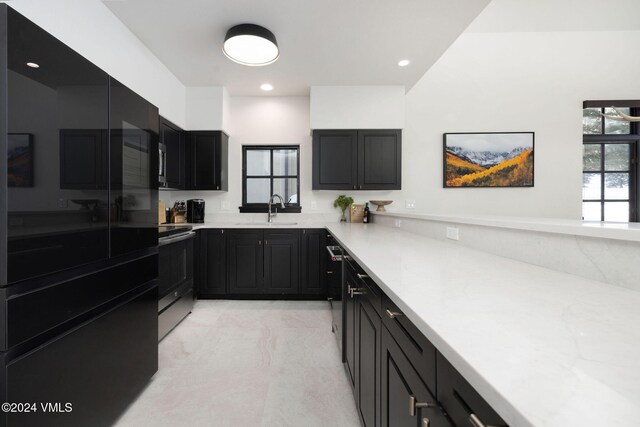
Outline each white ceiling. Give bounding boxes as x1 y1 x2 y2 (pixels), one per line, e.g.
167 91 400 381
102 0 491 96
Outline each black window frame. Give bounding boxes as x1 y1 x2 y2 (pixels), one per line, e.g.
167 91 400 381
240 145 302 213
582 100 640 222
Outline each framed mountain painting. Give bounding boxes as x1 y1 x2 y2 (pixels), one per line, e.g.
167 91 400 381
8 133 34 187
443 132 534 187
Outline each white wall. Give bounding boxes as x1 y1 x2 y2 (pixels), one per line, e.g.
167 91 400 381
401 29 640 219
310 86 405 129
6 0 187 127
185 87 229 131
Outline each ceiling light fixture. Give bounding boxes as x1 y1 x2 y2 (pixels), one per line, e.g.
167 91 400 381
397 59 410 67
260 83 274 91
223 24 279 66
26 62 40 68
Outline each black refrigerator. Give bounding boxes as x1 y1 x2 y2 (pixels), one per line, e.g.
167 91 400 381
0 6 159 427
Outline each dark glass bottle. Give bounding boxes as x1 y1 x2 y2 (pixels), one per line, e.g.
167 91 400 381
363 202 370 223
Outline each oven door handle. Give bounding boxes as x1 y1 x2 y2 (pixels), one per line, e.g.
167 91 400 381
159 231 195 246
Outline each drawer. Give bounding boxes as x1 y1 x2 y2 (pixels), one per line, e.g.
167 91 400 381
382 294 437 394
159 288 194 341
345 257 381 316
158 279 193 313
436 352 508 427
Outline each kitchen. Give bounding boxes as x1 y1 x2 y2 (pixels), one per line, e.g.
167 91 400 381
1 0 640 426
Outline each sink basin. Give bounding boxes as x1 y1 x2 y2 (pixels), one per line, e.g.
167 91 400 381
235 222 298 226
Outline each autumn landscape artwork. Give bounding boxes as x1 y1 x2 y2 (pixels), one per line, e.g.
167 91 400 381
443 132 534 188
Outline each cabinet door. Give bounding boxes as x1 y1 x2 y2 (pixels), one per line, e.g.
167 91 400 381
264 230 300 295
382 327 452 427
299 229 327 295
228 230 263 294
312 130 358 190
190 131 228 190
357 298 382 427
59 130 108 189
160 117 185 189
357 130 402 190
200 229 227 296
344 266 358 389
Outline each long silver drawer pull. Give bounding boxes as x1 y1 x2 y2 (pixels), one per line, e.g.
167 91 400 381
357 273 369 279
469 413 503 427
409 395 434 417
385 309 404 319
351 290 366 296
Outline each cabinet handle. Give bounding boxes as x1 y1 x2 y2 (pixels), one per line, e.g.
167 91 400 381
265 240 268 245
326 271 334 275
409 395 434 417
469 413 503 427
422 418 430 427
357 273 369 279
350 287 366 297
359 185 362 189
353 185 356 190
385 309 404 319
259 240 262 245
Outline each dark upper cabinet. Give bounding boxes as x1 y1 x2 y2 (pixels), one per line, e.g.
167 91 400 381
300 229 327 296
312 129 401 190
312 130 358 190
159 116 186 189
358 130 401 190
190 131 228 191
228 229 263 294
381 326 452 427
199 229 227 296
4 6 110 284
264 229 300 295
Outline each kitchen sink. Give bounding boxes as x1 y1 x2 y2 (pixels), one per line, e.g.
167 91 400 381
235 222 298 226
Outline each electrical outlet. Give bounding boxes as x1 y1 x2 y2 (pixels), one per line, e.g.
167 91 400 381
311 200 318 210
405 200 416 209
395 219 402 228
446 227 459 241
221 200 230 210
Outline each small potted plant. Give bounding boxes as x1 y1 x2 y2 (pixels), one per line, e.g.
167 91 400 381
333 195 354 222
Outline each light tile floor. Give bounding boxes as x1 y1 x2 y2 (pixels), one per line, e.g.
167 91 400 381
113 300 361 427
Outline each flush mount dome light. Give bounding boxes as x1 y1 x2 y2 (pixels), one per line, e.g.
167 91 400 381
223 24 279 66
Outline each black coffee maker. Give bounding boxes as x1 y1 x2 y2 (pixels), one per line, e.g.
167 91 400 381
186 199 205 223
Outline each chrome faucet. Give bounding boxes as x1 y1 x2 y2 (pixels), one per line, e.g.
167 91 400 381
267 194 286 223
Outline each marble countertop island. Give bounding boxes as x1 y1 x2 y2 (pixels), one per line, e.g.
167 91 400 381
325 223 640 427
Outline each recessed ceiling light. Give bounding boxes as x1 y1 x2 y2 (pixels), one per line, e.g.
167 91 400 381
223 24 279 66
260 83 274 91
397 59 410 67
26 62 40 68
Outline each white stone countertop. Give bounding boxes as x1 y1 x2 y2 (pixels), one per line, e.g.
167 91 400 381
185 221 332 230
373 211 640 242
325 222 640 427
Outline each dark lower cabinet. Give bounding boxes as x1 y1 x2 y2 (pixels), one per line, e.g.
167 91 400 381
344 265 358 388
228 230 263 294
299 229 327 295
356 291 381 427
198 229 227 296
264 230 299 294
381 327 451 427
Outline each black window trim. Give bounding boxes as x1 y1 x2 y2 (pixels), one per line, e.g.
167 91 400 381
240 145 302 213
582 101 639 222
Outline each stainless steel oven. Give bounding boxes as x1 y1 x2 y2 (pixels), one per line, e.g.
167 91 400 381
158 142 167 187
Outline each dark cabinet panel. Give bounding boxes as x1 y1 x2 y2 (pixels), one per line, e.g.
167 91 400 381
312 129 401 190
228 229 263 294
344 264 358 389
59 129 108 189
190 131 228 191
5 6 110 284
300 229 327 296
312 130 358 189
357 296 381 427
109 78 159 258
264 230 299 294
6 283 158 427
382 326 452 427
199 229 227 296
358 130 401 190
436 352 508 427
159 116 186 189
